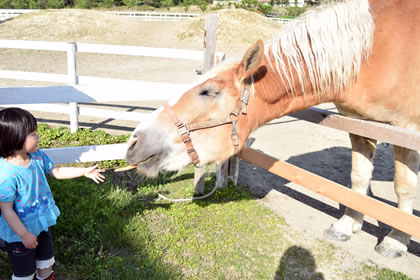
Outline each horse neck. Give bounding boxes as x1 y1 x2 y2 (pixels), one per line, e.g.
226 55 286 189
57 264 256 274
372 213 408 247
246 56 339 130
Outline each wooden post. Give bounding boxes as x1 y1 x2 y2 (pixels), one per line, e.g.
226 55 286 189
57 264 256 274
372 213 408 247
202 14 218 73
228 156 240 185
67 42 79 133
202 13 231 189
194 166 206 195
194 14 218 195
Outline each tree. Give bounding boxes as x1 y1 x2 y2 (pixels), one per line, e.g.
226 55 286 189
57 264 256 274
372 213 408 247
0 0 12 8
11 0 28 8
47 0 65 8
161 0 174 10
122 0 136 7
100 0 114 7
257 2 273 15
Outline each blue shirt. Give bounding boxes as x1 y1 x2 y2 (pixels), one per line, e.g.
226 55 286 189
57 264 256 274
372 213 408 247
0 149 60 243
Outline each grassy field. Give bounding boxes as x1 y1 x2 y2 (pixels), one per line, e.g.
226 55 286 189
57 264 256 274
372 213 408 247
0 125 412 279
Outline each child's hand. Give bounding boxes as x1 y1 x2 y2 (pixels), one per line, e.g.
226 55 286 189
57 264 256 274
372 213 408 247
84 165 106 184
21 231 38 249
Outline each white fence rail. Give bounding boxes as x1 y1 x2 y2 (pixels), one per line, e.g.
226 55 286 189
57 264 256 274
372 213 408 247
0 9 39 17
0 9 199 22
0 39 210 60
43 144 127 164
266 16 294 24
106 11 199 21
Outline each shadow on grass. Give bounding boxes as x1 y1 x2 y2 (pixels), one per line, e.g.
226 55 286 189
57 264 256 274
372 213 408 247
275 246 325 280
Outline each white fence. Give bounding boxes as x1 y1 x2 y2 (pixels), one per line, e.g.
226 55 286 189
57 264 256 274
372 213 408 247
0 9 199 22
0 38 225 165
106 11 199 21
265 16 294 24
0 9 293 23
0 9 38 17
0 39 225 132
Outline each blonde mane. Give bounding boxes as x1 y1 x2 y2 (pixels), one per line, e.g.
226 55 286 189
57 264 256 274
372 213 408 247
265 0 374 96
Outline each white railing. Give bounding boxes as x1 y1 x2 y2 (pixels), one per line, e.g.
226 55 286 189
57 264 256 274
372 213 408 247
106 11 200 21
0 9 199 22
266 15 294 24
0 39 225 132
0 9 294 24
0 9 39 17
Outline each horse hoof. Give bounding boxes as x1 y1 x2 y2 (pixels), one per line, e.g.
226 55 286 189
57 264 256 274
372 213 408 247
375 241 407 258
375 244 405 258
375 237 407 258
324 225 351 241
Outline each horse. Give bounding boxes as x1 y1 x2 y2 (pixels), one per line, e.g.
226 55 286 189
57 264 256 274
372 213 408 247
125 0 420 258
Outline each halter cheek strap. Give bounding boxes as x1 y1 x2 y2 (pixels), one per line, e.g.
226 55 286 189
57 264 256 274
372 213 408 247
163 104 200 165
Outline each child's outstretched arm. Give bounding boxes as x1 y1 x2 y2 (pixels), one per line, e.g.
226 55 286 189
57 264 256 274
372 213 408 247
0 202 38 248
50 165 106 184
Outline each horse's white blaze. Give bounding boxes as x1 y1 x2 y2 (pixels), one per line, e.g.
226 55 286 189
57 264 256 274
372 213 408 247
129 107 162 141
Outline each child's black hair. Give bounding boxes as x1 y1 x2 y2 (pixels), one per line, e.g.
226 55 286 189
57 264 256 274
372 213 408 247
0 107 38 158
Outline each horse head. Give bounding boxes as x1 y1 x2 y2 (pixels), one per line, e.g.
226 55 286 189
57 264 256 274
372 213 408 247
125 40 266 177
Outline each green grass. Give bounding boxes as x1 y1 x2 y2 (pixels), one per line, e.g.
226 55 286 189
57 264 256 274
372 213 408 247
0 125 414 279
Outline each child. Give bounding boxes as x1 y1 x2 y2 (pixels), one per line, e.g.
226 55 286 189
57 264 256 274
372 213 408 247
0 107 106 280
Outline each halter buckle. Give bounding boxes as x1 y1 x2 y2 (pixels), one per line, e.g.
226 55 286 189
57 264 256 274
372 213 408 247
241 87 250 106
241 88 250 114
176 123 190 137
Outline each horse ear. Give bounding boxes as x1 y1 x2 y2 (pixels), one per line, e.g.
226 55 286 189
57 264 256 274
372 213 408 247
237 40 264 82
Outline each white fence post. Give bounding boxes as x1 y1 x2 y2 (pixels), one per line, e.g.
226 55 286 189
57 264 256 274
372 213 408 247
67 42 79 133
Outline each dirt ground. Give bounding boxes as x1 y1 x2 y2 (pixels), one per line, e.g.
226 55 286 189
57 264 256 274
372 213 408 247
1 9 419 279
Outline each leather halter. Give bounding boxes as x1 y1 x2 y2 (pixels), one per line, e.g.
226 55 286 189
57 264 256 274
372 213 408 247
163 79 253 166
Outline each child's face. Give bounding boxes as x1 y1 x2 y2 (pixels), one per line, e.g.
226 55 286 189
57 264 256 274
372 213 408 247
23 131 39 153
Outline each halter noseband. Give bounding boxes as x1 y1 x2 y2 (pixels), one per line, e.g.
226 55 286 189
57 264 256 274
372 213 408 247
163 79 253 166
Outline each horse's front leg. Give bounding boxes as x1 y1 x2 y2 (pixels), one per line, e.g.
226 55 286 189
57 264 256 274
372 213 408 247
375 146 419 258
325 134 377 241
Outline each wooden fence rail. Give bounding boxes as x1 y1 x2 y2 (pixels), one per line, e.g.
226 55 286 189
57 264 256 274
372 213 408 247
289 108 420 151
238 147 420 239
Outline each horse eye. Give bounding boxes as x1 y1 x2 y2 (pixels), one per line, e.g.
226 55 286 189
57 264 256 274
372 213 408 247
199 89 219 97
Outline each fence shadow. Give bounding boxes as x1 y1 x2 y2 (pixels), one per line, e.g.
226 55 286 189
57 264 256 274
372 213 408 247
238 143 420 257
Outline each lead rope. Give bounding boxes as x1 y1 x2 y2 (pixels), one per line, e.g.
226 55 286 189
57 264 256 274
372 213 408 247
156 180 221 202
156 160 229 202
